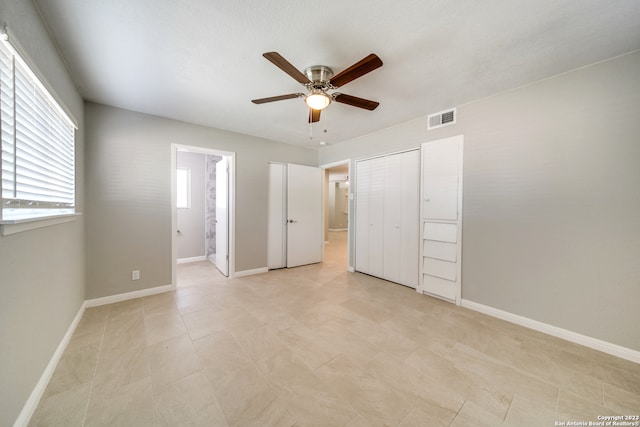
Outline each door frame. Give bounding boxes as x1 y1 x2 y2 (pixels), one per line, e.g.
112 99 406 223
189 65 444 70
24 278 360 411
320 159 352 271
214 156 229 276
171 143 236 286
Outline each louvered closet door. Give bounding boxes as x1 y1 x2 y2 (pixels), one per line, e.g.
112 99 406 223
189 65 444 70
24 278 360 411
356 151 420 288
383 154 402 283
382 150 420 288
355 160 371 274
367 156 386 279
398 150 420 288
355 156 385 278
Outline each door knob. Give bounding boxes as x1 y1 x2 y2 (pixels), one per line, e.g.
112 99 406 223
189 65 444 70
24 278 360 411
288 219 298 223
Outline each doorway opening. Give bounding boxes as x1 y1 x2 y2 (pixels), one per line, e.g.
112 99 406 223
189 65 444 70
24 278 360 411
321 160 351 271
171 144 236 287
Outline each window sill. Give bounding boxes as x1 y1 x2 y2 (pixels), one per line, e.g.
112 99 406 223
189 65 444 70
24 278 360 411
0 212 82 236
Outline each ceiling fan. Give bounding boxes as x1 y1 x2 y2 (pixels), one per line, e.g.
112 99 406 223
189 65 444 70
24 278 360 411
251 52 383 123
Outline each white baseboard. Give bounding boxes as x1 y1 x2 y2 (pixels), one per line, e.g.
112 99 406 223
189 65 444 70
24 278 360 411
461 299 640 364
85 284 174 308
347 266 355 273
177 255 206 264
13 302 86 427
234 267 268 277
328 228 348 231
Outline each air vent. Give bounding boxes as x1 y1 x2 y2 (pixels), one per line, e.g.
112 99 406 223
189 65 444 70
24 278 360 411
427 108 456 130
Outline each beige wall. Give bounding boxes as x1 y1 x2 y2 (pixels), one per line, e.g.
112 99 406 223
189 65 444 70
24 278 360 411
320 51 640 352
84 102 317 298
0 1 86 426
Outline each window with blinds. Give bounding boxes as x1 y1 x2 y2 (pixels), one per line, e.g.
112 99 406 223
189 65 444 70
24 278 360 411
0 34 76 222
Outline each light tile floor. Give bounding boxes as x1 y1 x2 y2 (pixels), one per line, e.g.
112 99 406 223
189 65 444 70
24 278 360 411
30 232 640 426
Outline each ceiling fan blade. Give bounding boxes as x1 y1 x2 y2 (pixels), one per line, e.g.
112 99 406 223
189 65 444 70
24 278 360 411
263 52 311 85
333 93 380 111
329 54 383 88
309 108 321 123
251 93 303 104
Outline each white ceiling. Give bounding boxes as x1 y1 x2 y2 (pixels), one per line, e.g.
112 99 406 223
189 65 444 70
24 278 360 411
34 0 640 148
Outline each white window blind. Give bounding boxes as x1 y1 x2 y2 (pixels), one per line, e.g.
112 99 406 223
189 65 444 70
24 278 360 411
0 33 76 222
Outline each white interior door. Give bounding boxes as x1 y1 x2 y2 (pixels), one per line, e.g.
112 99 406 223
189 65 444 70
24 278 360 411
215 157 229 276
267 163 287 269
286 164 322 268
423 139 460 221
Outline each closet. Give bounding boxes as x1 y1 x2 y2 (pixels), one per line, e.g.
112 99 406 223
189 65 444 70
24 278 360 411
419 135 464 303
355 150 420 288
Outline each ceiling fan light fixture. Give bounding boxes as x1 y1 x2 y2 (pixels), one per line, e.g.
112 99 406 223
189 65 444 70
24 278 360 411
305 90 331 110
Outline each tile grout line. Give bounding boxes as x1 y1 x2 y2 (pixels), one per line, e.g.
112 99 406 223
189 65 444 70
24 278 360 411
178 290 231 424
145 295 189 426
314 352 342 372
80 305 110 427
502 393 515 423
142 300 160 427
448 399 467 427
395 406 415 427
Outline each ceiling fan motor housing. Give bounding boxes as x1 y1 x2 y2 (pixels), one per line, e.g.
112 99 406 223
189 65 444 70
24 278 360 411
304 65 333 88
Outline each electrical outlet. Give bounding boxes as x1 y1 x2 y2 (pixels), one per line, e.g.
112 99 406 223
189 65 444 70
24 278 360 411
132 270 140 280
